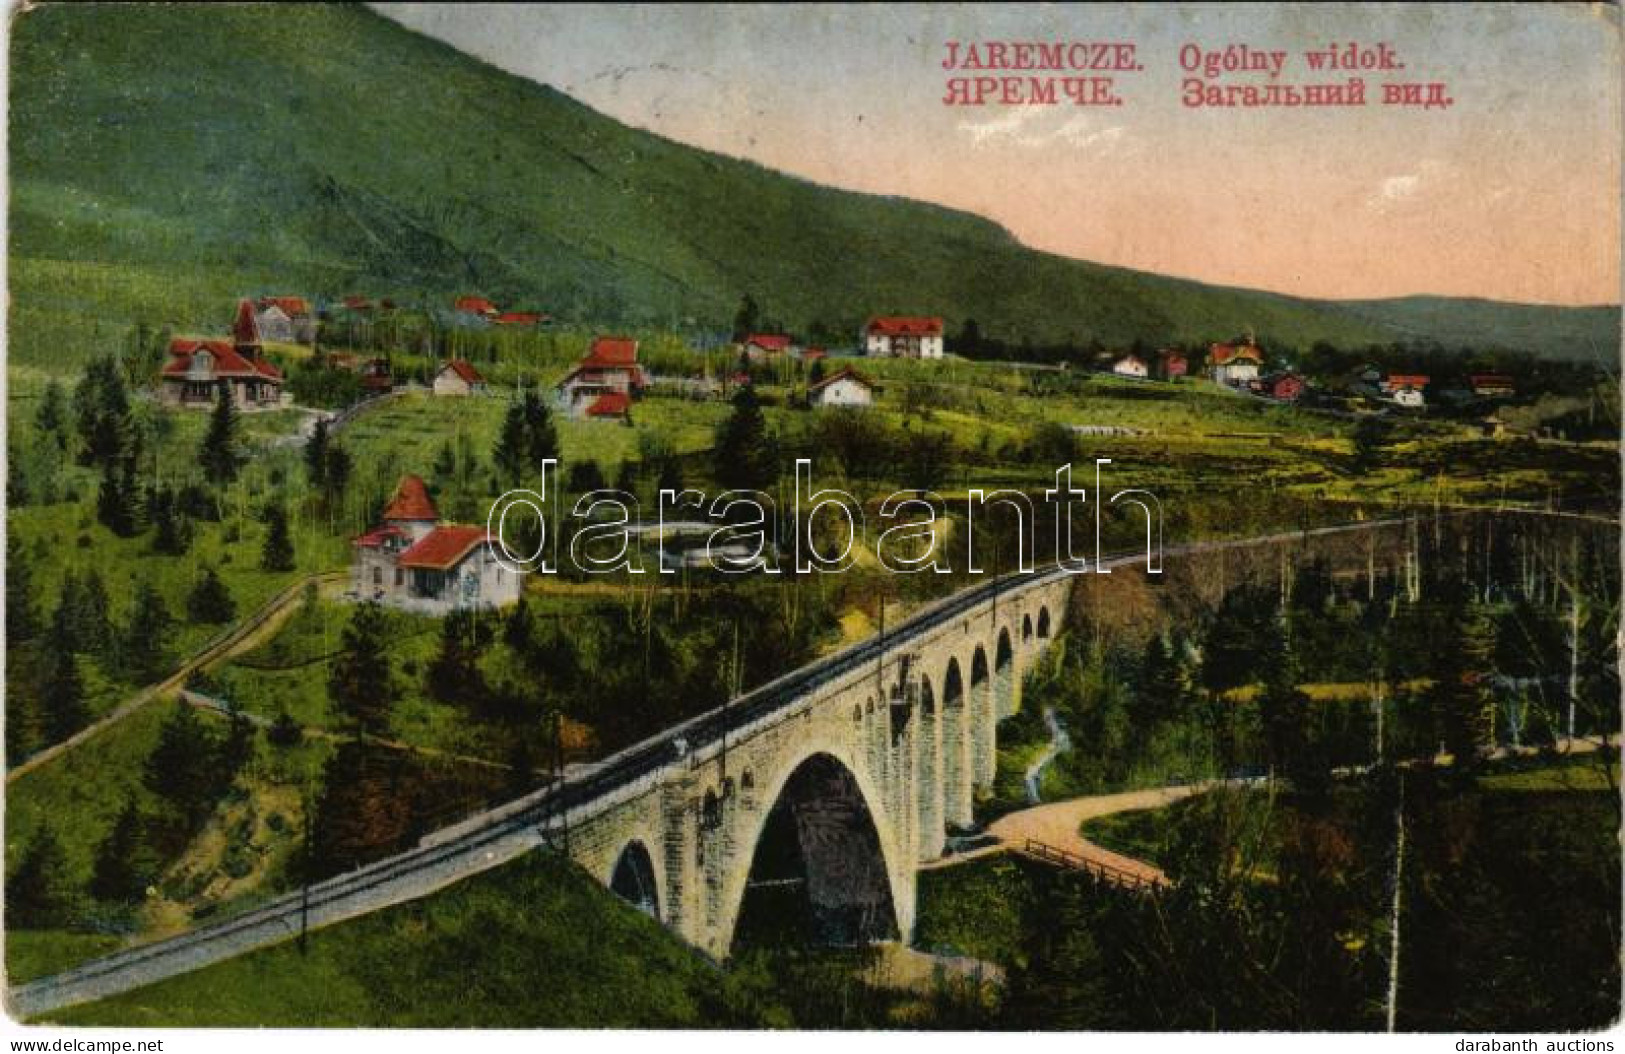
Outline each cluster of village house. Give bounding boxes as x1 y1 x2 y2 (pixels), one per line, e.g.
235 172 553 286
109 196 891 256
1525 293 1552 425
1106 338 1515 409
157 299 1520 614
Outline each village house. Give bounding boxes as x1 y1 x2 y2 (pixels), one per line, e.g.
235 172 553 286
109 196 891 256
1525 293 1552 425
1470 373 1516 398
1251 372 1305 402
556 336 646 418
351 474 521 614
742 333 792 360
159 299 284 411
807 366 876 408
1209 340 1263 385
451 295 499 327
254 296 316 344
433 359 487 396
1111 353 1148 378
864 316 944 359
1378 373 1429 408
1156 350 1189 379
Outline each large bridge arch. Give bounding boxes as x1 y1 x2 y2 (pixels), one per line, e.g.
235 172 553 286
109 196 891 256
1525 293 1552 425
994 626 1017 717
915 675 944 860
941 657 972 829
970 645 995 788
721 747 907 954
609 839 661 919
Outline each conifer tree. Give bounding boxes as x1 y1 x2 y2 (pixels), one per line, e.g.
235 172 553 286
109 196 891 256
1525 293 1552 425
91 798 156 903
123 580 174 684
199 386 242 487
714 386 776 492
329 602 396 736
186 566 236 624
8 823 73 928
41 649 88 743
260 503 295 572
6 533 38 645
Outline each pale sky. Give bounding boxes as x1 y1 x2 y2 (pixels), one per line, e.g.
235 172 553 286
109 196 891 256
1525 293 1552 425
376 3 1621 306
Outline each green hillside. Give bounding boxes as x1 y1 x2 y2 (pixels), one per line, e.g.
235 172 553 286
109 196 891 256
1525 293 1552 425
46 852 782 1027
8 2 1615 379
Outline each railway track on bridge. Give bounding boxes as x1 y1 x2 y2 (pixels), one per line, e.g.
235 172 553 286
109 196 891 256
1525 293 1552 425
10 515 1427 1018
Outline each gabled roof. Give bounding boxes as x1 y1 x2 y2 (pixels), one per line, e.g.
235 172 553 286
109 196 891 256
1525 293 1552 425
256 296 311 318
439 359 485 385
744 333 791 351
866 316 943 337
495 311 549 325
353 525 407 549
398 525 493 570
1210 342 1263 365
455 296 499 315
162 338 282 381
808 366 874 394
342 296 373 311
586 391 632 417
382 474 438 522
582 336 639 368
1383 373 1430 388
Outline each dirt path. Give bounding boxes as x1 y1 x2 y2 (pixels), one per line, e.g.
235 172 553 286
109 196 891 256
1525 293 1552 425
987 783 1214 887
8 570 349 784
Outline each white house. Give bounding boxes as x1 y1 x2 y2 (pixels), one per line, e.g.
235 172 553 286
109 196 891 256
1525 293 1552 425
865 317 944 359
351 475 521 614
254 297 316 344
556 337 646 418
1392 386 1426 408
433 359 487 396
808 367 876 408
1111 354 1148 378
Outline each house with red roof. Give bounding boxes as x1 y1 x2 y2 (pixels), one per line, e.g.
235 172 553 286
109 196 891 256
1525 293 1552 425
1156 350 1189 379
433 359 488 396
159 299 284 411
1250 371 1305 402
864 316 944 359
557 336 646 418
742 333 793 360
1209 339 1264 385
254 296 316 344
351 474 522 614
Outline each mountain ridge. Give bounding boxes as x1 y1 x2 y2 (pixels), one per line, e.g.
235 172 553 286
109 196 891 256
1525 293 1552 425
8 2 1616 369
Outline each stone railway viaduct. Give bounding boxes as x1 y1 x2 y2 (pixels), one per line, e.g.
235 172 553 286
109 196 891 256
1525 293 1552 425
13 519 1415 1017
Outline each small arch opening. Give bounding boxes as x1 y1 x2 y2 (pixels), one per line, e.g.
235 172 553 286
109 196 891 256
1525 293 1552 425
610 840 660 918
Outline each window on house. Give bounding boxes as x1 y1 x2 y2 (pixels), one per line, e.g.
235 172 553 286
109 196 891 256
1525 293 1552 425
372 567 382 585
395 569 404 586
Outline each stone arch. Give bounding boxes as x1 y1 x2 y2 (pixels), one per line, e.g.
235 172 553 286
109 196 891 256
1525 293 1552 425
1022 613 1033 641
970 645 995 789
994 627 1017 718
609 839 661 919
1037 606 1052 639
941 657 972 829
915 674 943 860
727 750 902 953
